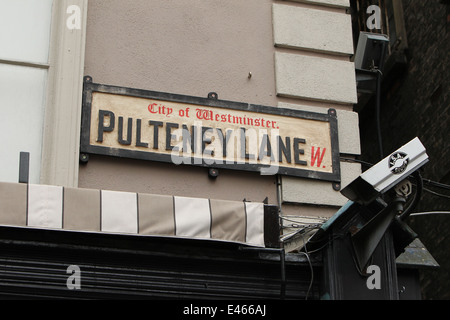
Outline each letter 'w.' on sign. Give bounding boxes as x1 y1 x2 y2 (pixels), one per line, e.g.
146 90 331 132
80 77 341 184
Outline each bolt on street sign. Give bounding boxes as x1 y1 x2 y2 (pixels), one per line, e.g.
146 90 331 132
80 78 341 185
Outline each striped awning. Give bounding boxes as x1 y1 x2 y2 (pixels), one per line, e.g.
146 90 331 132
0 182 266 247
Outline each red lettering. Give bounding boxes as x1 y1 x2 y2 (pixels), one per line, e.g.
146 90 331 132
311 147 326 168
148 103 158 114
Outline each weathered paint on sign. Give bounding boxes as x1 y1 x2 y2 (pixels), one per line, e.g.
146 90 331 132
81 79 340 183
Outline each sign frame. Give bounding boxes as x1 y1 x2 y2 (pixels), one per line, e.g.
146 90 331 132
80 76 341 187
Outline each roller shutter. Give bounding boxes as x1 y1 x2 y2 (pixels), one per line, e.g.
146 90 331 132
0 226 321 300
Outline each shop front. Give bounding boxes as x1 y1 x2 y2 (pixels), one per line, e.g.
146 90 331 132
0 0 439 301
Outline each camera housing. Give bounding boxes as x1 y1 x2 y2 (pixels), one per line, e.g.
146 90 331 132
341 138 429 205
354 32 390 71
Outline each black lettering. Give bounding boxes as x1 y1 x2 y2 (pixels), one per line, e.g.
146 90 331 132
216 128 233 158
118 117 132 145
278 136 291 163
97 110 115 142
216 128 226 157
135 119 148 148
240 128 255 160
259 134 275 161
149 120 163 149
182 124 197 154
294 138 307 166
166 122 179 151
201 127 214 157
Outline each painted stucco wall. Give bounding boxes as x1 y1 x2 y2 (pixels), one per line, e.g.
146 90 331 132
81 0 279 204
80 0 361 222
83 0 277 106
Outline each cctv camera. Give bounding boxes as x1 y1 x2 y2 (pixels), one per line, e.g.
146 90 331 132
341 138 429 205
354 32 390 71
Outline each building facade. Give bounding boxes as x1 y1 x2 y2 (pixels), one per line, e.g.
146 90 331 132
0 0 437 301
1 0 361 243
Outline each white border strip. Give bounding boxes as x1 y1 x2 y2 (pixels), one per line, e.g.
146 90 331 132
27 184 63 229
101 190 138 234
245 202 265 247
174 196 211 239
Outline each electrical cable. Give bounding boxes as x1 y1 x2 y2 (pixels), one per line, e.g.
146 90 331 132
304 236 341 254
298 251 313 300
399 171 423 221
340 157 374 168
423 188 450 200
280 224 322 244
375 69 384 160
279 215 325 226
423 179 450 190
410 211 450 217
280 248 286 300
300 234 313 300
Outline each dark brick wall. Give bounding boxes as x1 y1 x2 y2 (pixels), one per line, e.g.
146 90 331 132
358 0 450 299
